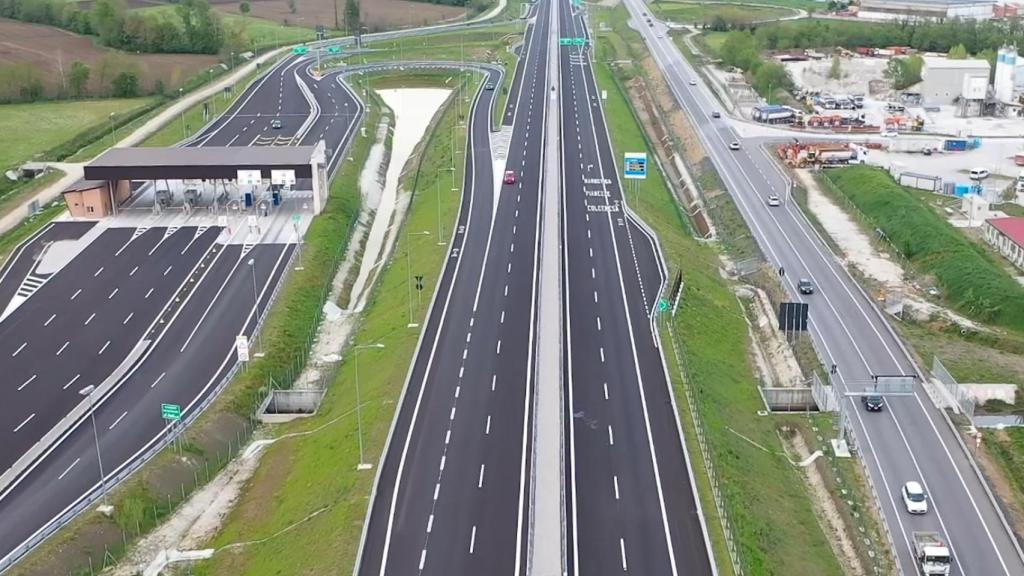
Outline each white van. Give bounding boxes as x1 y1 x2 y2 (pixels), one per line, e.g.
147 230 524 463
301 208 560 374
969 167 989 180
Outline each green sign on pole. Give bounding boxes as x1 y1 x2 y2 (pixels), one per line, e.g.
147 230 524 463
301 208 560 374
327 46 342 55
292 46 309 55
573 38 587 46
559 38 572 46
658 299 669 313
161 403 182 421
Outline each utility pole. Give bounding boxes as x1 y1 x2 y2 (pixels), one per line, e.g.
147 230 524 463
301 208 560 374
406 230 431 327
353 343 384 470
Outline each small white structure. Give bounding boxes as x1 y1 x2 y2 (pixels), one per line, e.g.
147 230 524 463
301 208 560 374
920 56 991 105
962 193 991 226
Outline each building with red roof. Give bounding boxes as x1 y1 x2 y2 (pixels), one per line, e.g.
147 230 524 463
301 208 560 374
984 216 1024 271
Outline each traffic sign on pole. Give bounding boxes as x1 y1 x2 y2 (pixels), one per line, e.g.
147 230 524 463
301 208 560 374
235 335 250 362
327 46 342 55
658 299 669 313
292 46 309 55
161 403 182 421
623 152 648 179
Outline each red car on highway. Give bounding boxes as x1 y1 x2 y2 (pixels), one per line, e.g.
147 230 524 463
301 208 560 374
504 170 517 185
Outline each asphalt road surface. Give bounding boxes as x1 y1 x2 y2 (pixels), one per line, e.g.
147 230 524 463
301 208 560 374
356 4 549 574
0 50 364 569
625 0 1024 573
556 1 713 575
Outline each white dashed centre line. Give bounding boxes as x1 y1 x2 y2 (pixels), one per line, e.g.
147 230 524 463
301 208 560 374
604 382 609 400
486 415 492 435
70 289 82 300
18 375 36 391
55 341 69 356
12 342 26 357
151 372 166 388
44 313 56 327
63 374 81 390
614 475 620 500
58 458 80 480
98 340 110 355
84 313 95 325
469 525 477 555
108 288 118 300
13 413 35 432
478 464 486 488
109 411 128 430
608 425 615 446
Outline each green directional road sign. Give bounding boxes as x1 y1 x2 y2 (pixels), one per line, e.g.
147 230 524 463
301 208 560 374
161 403 182 421
327 45 342 55
292 46 309 55
658 299 669 313
559 38 572 46
573 38 587 46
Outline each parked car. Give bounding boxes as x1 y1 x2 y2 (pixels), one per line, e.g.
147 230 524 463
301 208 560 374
862 393 884 412
711 111 721 118
271 119 282 129
881 129 898 138
689 79 697 86
902 481 929 514
729 141 741 150
767 194 781 207
797 278 814 294
504 170 517 185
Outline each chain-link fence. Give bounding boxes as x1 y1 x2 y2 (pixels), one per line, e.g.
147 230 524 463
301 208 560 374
932 356 976 419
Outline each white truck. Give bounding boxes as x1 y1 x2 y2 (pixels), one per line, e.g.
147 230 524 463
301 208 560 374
913 531 952 575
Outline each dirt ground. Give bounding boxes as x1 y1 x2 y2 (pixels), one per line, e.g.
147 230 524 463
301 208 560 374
0 19 218 96
211 0 466 32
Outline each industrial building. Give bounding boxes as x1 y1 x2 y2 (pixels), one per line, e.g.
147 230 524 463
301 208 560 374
857 0 995 21
983 216 1024 271
918 56 991 106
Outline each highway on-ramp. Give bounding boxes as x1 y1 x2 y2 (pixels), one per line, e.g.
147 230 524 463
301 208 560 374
624 0 1024 573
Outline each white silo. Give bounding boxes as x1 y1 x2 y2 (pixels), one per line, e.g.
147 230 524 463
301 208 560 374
994 46 1017 104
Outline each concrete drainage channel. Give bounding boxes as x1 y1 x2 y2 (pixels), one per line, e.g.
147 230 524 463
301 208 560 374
258 389 327 423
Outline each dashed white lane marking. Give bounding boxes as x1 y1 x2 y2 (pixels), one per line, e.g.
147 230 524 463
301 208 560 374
597 317 602 331
84 312 95 325
504 285 509 296
491 374 497 391
500 310 505 323
478 464 486 488
620 538 628 571
614 475 620 500
163 265 173 276
93 267 103 277
130 266 139 276
109 411 128 430
496 339 502 355
44 313 55 327
591 267 596 279
151 372 166 388
63 374 80 390
427 514 434 533
440 455 446 471
12 342 26 357
455 386 461 399
608 425 615 446
18 375 36 391
469 525 477 554
58 458 80 480
123 312 134 325
419 549 427 571
108 288 118 300
71 288 82 300
144 288 154 299
486 415 492 435
604 382 609 400
589 247 594 258
98 340 110 355
593 291 598 303
508 262 512 273
434 483 441 500
459 366 465 378
600 347 605 363
56 341 69 356
13 413 34 432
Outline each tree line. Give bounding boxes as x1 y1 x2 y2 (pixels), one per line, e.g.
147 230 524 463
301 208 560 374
753 17 1024 56
0 0 225 54
717 31 794 103
0 56 150 103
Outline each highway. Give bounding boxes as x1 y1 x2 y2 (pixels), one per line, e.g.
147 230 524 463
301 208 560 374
624 0 1024 573
355 2 548 573
0 49 364 570
556 1 713 574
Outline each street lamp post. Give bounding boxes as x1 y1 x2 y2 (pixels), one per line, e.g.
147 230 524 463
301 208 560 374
78 385 108 507
436 167 452 245
247 258 263 353
107 112 116 147
406 230 430 327
179 87 186 139
353 343 385 470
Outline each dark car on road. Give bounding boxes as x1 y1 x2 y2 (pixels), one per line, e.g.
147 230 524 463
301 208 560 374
798 278 814 294
271 119 282 129
862 393 884 412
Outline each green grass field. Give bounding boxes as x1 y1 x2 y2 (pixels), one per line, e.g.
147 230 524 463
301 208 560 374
0 98 156 169
186 76 468 575
651 1 798 25
137 6 316 47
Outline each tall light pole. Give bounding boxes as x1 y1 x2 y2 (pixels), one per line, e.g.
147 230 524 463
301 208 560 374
78 385 108 507
107 112 116 147
353 343 384 470
406 230 430 327
248 258 263 353
179 87 186 139
435 167 452 245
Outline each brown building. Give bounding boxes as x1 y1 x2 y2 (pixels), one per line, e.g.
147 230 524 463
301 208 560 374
62 179 131 218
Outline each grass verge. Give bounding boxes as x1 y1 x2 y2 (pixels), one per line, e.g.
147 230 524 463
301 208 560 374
823 166 1024 332
0 200 65 264
186 76 467 575
0 169 63 221
0 98 157 169
592 17 843 575
650 1 798 25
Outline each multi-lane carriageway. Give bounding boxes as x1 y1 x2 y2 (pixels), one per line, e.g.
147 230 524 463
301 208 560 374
0 50 362 569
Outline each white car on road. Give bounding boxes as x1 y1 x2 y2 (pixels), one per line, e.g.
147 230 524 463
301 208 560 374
902 481 929 514
767 194 781 207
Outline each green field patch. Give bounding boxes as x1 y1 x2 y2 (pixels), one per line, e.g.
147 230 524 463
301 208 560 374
651 1 797 25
